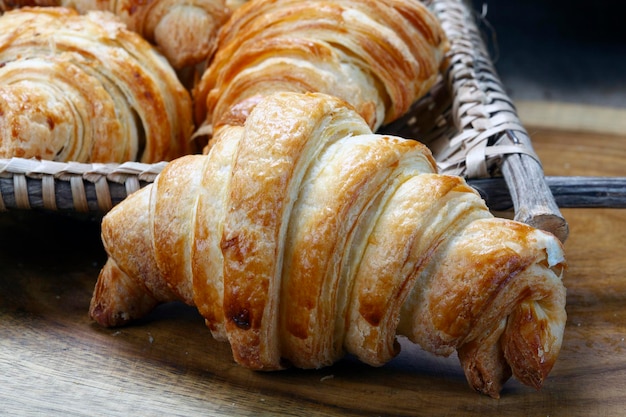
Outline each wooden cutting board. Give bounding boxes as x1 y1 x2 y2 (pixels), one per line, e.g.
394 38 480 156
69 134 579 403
1 102 625 416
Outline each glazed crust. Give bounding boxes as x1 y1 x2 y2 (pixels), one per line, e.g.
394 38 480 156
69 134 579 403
0 0 231 69
193 0 449 134
0 7 194 162
90 92 567 398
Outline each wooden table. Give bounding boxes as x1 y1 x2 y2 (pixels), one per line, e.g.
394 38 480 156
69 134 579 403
1 103 625 416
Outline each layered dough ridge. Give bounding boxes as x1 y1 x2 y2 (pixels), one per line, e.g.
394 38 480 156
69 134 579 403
90 92 567 398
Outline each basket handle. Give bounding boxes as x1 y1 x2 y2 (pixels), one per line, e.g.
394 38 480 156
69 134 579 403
432 0 569 241
2 159 622 216
0 158 165 213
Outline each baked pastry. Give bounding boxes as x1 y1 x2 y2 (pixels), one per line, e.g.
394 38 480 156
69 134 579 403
0 0 231 70
0 7 195 163
89 92 567 398
225 0 246 10
193 0 449 138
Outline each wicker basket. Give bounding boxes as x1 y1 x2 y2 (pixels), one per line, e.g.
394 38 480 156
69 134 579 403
0 0 568 241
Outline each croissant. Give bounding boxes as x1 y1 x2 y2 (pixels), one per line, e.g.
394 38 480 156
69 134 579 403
0 7 195 163
225 0 246 10
0 0 231 70
193 0 449 136
89 92 567 398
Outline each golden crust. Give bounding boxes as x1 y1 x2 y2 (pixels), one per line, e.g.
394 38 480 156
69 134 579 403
90 92 567 397
280 134 436 368
0 56 121 161
191 126 243 341
1 0 231 69
344 174 492 366
193 0 449 133
0 7 195 162
398 218 567 397
105 0 231 69
152 155 208 304
220 92 382 368
89 186 178 327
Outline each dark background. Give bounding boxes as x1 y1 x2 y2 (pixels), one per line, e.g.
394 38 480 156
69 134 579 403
469 0 626 107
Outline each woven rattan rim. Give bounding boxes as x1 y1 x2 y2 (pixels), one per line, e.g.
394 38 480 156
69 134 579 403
0 159 165 212
388 0 541 178
0 0 569 239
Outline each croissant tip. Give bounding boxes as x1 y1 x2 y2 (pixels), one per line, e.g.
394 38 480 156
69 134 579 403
482 389 501 400
89 305 127 328
89 294 134 328
468 377 504 399
514 368 548 392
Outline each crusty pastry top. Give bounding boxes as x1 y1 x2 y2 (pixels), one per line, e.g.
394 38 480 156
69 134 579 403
1 0 232 70
193 0 449 136
90 92 567 398
0 7 195 162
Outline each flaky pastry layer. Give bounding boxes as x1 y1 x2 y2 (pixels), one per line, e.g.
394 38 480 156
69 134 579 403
90 92 567 398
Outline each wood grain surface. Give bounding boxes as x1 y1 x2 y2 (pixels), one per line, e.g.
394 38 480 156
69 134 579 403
1 104 625 416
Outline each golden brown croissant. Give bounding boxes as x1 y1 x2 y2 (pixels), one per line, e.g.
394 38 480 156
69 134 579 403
193 0 449 136
0 0 231 70
0 7 195 163
89 92 567 398
225 0 246 10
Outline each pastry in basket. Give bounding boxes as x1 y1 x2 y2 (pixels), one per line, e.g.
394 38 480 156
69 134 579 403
0 7 195 163
193 0 449 139
89 92 567 398
0 0 231 70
